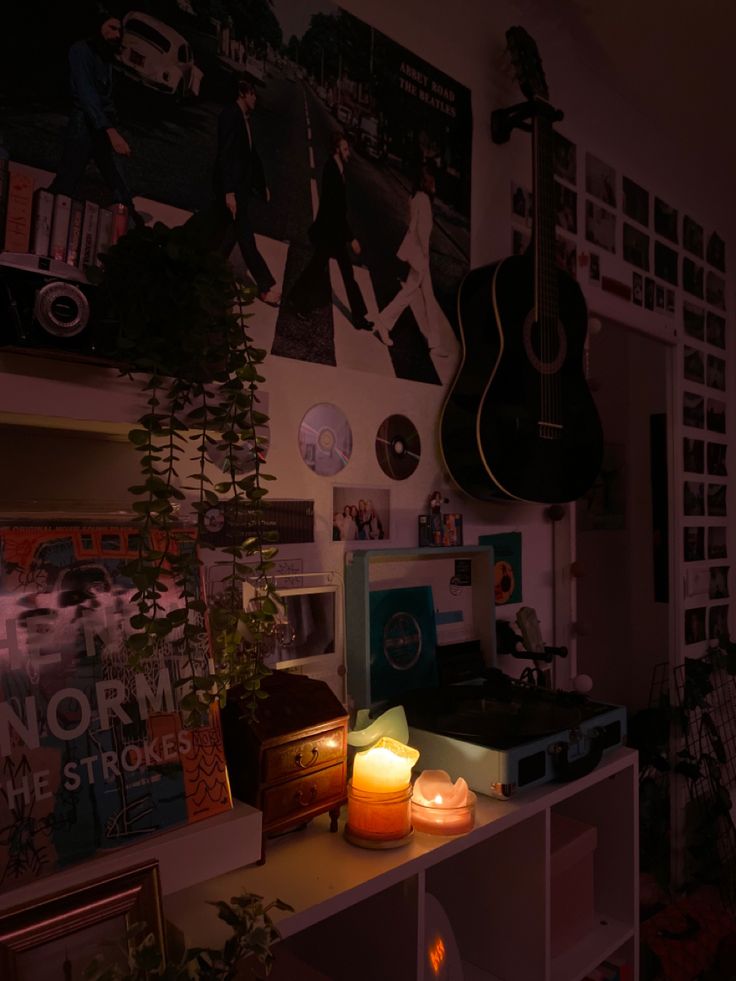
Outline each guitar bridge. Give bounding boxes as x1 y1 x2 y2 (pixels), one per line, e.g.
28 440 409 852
538 421 562 441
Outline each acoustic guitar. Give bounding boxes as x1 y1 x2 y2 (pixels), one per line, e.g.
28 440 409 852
440 27 603 503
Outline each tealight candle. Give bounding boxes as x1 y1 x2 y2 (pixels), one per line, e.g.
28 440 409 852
352 737 419 794
411 770 476 835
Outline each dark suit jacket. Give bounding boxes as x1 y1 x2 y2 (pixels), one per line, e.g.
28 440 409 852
213 102 266 201
309 157 353 255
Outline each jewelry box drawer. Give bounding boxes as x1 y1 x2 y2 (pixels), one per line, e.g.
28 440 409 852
261 765 346 824
262 726 345 783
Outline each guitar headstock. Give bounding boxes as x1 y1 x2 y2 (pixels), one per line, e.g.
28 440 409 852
506 26 549 101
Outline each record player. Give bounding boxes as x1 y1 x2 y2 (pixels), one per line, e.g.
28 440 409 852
345 546 627 800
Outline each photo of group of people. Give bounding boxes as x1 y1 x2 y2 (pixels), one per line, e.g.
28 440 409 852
332 486 389 542
2 0 472 386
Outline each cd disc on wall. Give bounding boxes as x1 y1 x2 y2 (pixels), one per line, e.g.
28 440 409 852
375 414 421 480
299 402 353 476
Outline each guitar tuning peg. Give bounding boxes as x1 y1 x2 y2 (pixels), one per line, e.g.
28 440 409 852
588 317 603 336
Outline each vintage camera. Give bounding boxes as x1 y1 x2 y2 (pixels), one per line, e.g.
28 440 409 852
0 252 116 356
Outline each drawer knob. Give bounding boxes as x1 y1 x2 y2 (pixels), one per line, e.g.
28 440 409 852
295 747 319 769
295 785 318 807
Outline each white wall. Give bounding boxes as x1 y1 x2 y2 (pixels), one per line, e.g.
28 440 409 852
1 0 733 705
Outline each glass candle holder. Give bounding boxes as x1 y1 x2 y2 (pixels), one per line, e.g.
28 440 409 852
410 791 477 835
345 780 414 849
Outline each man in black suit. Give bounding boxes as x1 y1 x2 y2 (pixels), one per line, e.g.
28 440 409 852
214 79 280 306
290 132 372 329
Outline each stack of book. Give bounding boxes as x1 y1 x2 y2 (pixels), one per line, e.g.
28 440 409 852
0 164 128 273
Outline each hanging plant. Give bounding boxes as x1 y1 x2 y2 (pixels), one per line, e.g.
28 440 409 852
89 216 279 719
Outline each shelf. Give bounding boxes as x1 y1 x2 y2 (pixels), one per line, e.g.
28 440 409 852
0 801 262 913
165 748 638 981
551 913 634 981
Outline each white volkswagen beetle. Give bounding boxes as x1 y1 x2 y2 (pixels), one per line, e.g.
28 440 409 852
119 11 203 100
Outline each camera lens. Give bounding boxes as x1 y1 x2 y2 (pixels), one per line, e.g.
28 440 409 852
34 281 90 337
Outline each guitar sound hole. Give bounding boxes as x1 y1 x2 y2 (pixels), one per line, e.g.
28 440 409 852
523 313 567 376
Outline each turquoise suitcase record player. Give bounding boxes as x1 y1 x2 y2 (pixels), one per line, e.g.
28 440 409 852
345 546 626 800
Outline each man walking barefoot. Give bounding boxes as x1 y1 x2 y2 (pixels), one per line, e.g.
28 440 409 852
289 132 372 330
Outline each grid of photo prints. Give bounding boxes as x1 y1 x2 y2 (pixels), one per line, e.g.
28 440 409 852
509 134 730 650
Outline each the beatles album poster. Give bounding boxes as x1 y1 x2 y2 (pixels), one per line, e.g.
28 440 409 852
2 2 472 386
0 525 231 889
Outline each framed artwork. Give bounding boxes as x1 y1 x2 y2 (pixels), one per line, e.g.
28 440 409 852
0 526 231 889
0 860 164 980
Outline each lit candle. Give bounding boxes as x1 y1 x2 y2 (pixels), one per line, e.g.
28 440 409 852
411 770 476 835
345 737 420 848
352 737 419 793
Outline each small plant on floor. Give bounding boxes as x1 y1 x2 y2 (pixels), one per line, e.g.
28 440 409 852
84 890 293 980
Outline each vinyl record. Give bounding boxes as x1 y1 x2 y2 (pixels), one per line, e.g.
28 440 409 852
375 414 421 480
299 402 353 476
369 586 437 703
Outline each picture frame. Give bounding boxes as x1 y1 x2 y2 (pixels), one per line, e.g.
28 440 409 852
0 860 164 980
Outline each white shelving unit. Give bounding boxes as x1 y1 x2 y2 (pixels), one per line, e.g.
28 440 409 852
166 747 638 981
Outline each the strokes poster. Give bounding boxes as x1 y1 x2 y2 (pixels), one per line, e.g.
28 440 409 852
0 525 231 890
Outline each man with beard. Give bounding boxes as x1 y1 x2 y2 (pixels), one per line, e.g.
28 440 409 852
49 7 142 225
289 131 373 330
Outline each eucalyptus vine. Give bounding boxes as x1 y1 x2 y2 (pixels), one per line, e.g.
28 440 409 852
92 217 281 721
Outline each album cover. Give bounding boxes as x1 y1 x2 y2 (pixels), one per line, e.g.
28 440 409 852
368 585 437 703
478 531 522 605
0 525 232 888
199 498 315 547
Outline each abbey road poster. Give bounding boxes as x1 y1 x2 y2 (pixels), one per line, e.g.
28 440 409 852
1 2 472 385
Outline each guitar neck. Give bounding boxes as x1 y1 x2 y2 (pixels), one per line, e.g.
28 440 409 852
532 109 559 322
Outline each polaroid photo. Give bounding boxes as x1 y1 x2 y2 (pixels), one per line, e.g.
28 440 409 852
684 526 705 562
622 176 649 226
585 200 616 253
684 481 705 516
683 215 704 257
623 223 649 270
654 197 678 242
707 441 727 476
585 152 616 207
654 241 678 285
683 437 705 473
708 526 728 560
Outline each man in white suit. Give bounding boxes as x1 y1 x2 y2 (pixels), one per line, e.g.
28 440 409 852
374 165 447 356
